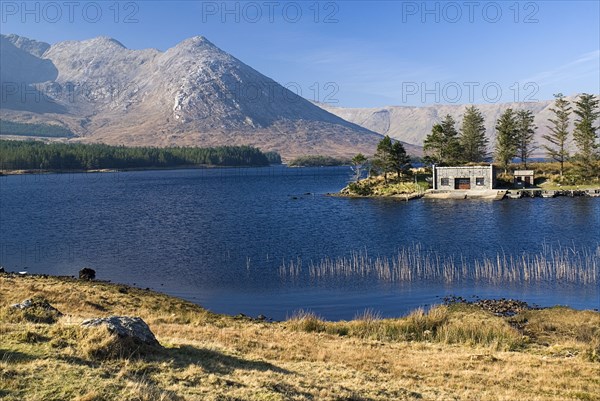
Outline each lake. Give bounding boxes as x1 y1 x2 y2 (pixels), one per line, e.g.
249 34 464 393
1 166 599 320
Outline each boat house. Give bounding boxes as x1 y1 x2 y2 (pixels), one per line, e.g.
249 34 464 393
433 165 497 190
513 170 534 187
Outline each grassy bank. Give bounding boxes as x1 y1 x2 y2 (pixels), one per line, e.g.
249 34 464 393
1 274 599 401
339 174 428 198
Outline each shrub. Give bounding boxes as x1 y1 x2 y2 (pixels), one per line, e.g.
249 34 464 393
347 182 373 196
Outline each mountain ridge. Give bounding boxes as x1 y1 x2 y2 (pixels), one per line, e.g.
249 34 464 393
1 34 400 159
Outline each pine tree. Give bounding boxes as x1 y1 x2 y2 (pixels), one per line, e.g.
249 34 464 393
543 93 571 176
424 115 462 165
389 141 411 178
572 94 600 180
440 114 462 165
374 135 394 183
423 123 445 165
494 108 518 174
515 109 537 169
460 106 488 163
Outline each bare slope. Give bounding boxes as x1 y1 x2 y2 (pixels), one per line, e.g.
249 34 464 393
1 34 389 159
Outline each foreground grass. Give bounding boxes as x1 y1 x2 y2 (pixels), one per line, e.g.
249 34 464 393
1 275 599 401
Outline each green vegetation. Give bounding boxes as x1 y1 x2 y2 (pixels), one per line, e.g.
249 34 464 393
263 151 283 165
494 108 519 174
419 93 599 186
572 93 600 180
423 114 462 165
0 120 75 138
515 109 537 169
350 152 368 182
288 154 350 167
0 140 273 170
423 107 488 165
1 274 599 401
459 105 488 163
543 93 571 176
341 136 416 197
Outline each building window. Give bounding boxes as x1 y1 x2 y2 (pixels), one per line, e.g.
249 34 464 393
476 177 485 186
441 178 449 186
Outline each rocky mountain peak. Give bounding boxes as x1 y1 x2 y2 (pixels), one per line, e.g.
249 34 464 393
1 34 50 57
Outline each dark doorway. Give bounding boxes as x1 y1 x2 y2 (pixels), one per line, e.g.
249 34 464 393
455 178 471 190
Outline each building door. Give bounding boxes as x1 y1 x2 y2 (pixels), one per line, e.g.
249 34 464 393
525 177 531 185
455 178 471 189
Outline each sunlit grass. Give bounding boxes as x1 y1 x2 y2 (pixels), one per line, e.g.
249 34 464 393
1 274 599 401
280 243 599 285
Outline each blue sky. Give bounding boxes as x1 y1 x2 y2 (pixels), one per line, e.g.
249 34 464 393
1 1 599 107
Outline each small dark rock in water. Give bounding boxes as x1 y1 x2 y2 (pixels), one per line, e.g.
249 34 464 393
257 314 267 321
0 266 5 273
79 267 96 280
81 316 160 347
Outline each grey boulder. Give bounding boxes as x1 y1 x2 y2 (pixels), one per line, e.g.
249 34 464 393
81 316 160 346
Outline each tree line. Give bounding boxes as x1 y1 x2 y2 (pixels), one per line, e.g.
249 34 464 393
0 140 280 170
0 120 75 138
422 93 599 181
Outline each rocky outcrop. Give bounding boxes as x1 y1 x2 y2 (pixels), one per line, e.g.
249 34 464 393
81 316 160 346
10 296 63 323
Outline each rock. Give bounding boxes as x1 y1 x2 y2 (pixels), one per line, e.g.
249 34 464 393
81 316 160 346
11 297 62 314
10 296 63 323
0 266 5 273
79 267 96 280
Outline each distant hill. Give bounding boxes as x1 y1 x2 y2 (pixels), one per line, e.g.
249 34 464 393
316 95 595 157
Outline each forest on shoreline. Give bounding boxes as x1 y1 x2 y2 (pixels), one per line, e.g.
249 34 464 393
0 140 282 171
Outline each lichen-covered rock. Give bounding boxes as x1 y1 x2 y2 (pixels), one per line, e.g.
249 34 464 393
81 316 160 346
9 296 63 323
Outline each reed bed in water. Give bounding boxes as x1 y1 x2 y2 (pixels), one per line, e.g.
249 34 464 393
279 243 599 285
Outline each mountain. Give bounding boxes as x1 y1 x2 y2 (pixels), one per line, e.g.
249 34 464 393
1 34 401 159
316 96 592 157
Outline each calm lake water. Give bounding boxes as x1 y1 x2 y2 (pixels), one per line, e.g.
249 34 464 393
1 167 599 320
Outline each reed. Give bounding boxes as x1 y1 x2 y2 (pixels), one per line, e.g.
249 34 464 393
279 243 599 285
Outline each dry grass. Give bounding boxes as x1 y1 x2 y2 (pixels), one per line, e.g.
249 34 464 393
1 274 599 401
280 243 599 285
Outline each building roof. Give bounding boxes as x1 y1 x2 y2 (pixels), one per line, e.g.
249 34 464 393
513 170 534 175
434 165 493 170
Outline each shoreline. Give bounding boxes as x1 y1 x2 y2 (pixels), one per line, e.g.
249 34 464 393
2 272 599 400
0 164 281 176
3 270 598 318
